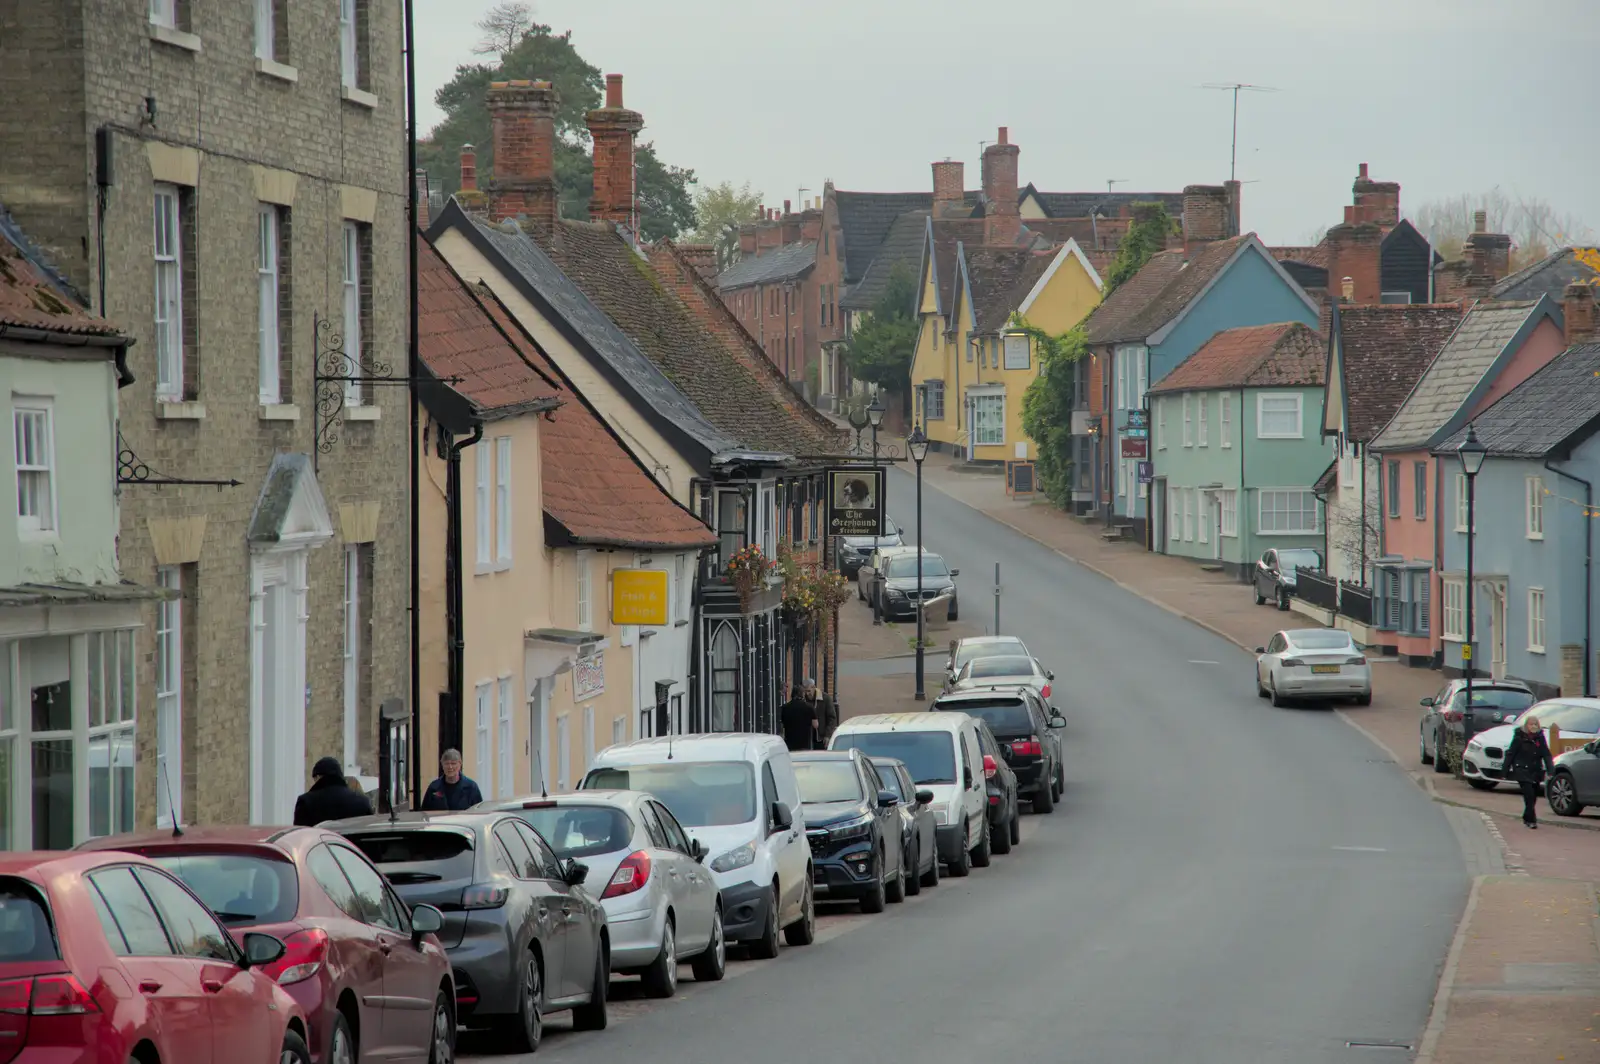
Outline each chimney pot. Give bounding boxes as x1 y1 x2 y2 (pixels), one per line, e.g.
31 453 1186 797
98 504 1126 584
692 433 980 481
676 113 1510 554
459 143 478 192
1474 210 1487 233
997 126 1009 145
784 199 791 214
585 74 644 228
604 73 623 109
1358 163 1369 179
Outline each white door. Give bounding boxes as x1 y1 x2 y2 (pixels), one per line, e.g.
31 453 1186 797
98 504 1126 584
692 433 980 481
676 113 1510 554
528 677 550 794
251 551 308 825
1491 584 1508 680
1213 498 1223 561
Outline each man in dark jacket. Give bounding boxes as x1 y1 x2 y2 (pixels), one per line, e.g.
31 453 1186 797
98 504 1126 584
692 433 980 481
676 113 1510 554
293 757 374 827
421 749 485 811
779 680 820 751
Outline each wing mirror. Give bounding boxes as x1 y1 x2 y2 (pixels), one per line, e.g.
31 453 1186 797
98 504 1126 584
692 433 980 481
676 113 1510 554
914 789 935 805
1049 712 1067 729
1254 647 1266 654
690 838 707 863
240 932 286 969
1420 697 1435 707
410 903 444 947
770 801 794 833
949 568 960 577
1047 671 1055 681
877 789 900 809
562 859 589 886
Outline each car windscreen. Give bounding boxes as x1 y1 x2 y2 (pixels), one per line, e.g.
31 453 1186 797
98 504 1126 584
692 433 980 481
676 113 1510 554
1511 703 1600 735
967 657 1036 679
150 852 300 926
1277 550 1322 571
938 699 1034 735
793 760 863 804
832 732 957 785
954 640 1025 670
1286 631 1354 650
345 830 477 884
582 761 757 828
512 806 633 859
884 555 950 579
1456 689 1535 712
0 880 57 962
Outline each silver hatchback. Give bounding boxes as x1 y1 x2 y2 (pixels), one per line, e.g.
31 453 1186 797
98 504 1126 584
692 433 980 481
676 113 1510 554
478 791 727 998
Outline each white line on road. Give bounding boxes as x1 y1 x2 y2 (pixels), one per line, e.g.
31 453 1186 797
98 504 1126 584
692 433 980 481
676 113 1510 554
1187 660 1220 665
1331 846 1389 852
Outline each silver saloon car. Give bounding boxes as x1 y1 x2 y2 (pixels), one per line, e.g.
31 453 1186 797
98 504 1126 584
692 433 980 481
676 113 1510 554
479 791 727 998
1255 628 1371 706
948 655 1055 702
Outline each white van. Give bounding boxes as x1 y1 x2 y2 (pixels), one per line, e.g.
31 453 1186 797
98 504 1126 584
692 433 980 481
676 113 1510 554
830 713 991 876
581 733 815 958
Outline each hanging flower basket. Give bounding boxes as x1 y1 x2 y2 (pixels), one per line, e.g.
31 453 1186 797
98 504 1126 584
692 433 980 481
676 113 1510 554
725 545 776 614
781 564 852 641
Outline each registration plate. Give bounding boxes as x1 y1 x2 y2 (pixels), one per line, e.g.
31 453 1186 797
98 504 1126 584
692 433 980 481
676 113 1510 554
1311 664 1340 674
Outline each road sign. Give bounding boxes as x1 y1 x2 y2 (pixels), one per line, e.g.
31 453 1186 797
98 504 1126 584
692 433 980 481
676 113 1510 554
1120 438 1148 458
1126 427 1149 439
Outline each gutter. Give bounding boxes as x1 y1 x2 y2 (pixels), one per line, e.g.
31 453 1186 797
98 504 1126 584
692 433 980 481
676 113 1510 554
444 421 485 755
0 323 128 347
1544 458 1593 696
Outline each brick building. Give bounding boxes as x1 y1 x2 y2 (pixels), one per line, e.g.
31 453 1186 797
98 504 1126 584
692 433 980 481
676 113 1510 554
0 0 410 830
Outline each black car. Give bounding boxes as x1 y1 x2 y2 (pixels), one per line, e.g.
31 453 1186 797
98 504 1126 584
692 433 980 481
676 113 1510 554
973 722 1020 854
1419 679 1536 772
878 551 960 622
932 687 1066 812
1253 548 1323 610
868 756 940 893
791 750 906 912
838 517 903 578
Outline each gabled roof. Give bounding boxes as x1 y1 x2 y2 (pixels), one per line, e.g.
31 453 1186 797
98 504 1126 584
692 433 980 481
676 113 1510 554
1371 298 1558 452
1435 343 1600 460
1148 321 1324 394
1328 303 1465 442
841 209 929 312
1491 247 1600 301
833 190 978 283
1020 186 1185 220
714 241 817 290
923 218 986 320
962 247 1057 333
0 203 124 340
1081 250 1188 344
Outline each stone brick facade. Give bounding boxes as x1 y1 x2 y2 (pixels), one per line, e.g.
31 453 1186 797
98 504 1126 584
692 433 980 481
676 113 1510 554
0 0 409 828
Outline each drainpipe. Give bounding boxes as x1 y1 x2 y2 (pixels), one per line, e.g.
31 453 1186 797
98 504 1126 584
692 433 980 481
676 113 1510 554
444 422 484 754
1358 443 1369 584
1545 459 1593 696
1434 454 1445 667
1239 386 1248 578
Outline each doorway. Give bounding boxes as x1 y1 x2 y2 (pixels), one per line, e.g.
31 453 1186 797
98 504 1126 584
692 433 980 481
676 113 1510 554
527 677 550 795
1489 582 1508 680
250 551 308 825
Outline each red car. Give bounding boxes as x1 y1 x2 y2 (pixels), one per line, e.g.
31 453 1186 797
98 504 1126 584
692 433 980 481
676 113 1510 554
0 849 311 1063
78 826 454 1064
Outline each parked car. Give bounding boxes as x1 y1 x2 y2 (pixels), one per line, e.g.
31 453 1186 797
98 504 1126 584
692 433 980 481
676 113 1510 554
1419 679 1536 772
77 825 454 1064
838 517 903 578
1254 628 1372 706
876 550 960 622
331 812 608 1053
932 686 1067 812
1462 699 1600 791
791 750 905 911
948 655 1055 702
829 712 991 876
0 850 311 1064
856 544 919 606
972 723 1020 854
1253 548 1324 610
1545 739 1600 817
476 791 726 997
867 757 939 894
582 733 815 958
944 635 1033 690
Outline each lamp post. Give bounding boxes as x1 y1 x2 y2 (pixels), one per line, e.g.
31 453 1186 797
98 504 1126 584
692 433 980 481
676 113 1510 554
908 424 930 700
1457 424 1487 725
867 393 886 625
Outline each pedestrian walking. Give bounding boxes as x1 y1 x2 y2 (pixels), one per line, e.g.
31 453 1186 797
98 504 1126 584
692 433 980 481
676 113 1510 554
420 748 485 811
293 757 374 827
816 684 839 746
1505 715 1555 828
779 679 821 751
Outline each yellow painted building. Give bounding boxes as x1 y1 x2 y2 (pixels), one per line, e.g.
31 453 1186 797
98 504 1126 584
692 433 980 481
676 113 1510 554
910 224 1102 461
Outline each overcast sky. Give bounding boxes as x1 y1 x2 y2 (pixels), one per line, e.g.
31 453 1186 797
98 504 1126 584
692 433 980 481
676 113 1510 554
413 0 1600 246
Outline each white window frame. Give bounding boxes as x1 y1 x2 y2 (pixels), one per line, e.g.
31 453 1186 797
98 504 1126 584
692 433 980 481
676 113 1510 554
1526 476 1544 539
612 716 626 746
258 205 281 404
924 380 945 421
1414 462 1428 520
342 546 360 773
153 185 183 400
13 404 56 535
972 394 1005 446
495 436 512 568
1257 488 1320 535
149 0 177 28
339 0 358 87
1168 488 1180 541
1256 392 1304 439
1220 490 1238 537
1454 473 1470 532
1182 394 1193 447
1528 587 1546 653
1182 489 1194 542
497 677 513 798
341 222 364 408
86 630 139 843
1114 350 1126 409
556 714 571 790
254 0 275 60
474 444 492 569
1197 492 1210 543
1136 351 1148 409
1220 393 1232 449
1156 398 1167 450
1440 577 1466 641
155 568 183 828
576 551 593 632
475 682 493 799
1197 394 1209 447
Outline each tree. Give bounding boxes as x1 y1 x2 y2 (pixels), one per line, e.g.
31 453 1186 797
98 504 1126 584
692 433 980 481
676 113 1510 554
472 2 536 57
1017 317 1088 509
1103 204 1176 295
1410 191 1595 271
690 182 764 271
842 265 918 396
419 20 699 241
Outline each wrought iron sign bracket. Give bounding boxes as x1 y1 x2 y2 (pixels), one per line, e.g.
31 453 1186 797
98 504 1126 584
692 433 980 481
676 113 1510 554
117 430 243 488
313 311 459 469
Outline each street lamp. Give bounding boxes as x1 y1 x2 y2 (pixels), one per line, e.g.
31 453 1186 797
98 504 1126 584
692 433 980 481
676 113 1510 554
908 424 931 700
1457 424 1487 725
867 392 886 619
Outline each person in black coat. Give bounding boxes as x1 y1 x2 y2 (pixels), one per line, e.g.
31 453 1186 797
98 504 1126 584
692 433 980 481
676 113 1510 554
293 757 374 827
1504 715 1555 828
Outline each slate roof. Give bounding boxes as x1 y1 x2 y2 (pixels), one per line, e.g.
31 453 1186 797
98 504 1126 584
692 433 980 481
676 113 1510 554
1082 236 1250 345
472 284 716 551
1491 247 1600 301
928 219 986 316
1333 303 1465 442
714 241 817 290
1370 300 1550 452
1435 343 1600 459
1270 245 1329 267
0 203 123 339
1022 217 1112 252
1024 189 1185 221
964 247 1056 333
1148 321 1324 394
841 210 929 312
833 190 978 283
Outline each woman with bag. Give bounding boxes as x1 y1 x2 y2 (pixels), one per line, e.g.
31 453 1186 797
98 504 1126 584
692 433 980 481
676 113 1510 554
1505 714 1555 828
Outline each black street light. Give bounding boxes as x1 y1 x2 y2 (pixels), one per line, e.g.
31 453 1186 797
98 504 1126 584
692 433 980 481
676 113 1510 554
1457 424 1487 723
868 392 886 625
908 424 931 700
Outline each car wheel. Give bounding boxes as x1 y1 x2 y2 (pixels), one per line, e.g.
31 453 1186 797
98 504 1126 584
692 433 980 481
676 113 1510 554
690 906 727 981
946 826 972 877
992 809 1014 854
427 989 455 1064
279 1029 312 1064
328 1013 356 1064
921 841 941 887
1269 677 1286 708
1010 812 1022 845
1548 772 1585 817
1277 590 1291 611
860 851 888 913
640 918 678 998
1420 727 1434 765
1467 778 1498 791
1033 778 1055 814
1433 731 1451 774
948 600 959 621
1254 586 1266 605
1354 692 1372 706
970 818 992 868
886 845 907 903
784 878 816 946
903 841 922 896
1053 764 1065 800
748 886 781 959
569 939 609 1032
498 952 542 1052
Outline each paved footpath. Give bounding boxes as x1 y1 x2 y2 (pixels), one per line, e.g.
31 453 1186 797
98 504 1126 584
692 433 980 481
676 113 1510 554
904 453 1600 1060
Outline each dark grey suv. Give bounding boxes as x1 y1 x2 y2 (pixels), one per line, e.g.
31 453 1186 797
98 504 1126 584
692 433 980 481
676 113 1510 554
1419 679 1535 772
332 812 609 1053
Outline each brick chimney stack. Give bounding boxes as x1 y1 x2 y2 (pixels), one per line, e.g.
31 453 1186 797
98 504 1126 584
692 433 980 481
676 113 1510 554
1181 184 1232 254
1565 282 1598 347
1323 221 1384 304
456 143 487 212
932 159 965 218
1464 209 1512 284
1351 162 1401 229
487 80 559 233
980 127 1020 246
585 74 644 231
1223 179 1242 238
780 201 802 245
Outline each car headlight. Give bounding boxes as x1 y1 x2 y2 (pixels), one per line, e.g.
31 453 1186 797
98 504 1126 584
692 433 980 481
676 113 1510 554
929 807 949 826
939 585 956 596
885 588 906 599
709 841 757 873
828 815 874 842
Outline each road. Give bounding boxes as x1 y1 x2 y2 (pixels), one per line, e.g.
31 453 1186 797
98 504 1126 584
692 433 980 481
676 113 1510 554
471 465 1472 1063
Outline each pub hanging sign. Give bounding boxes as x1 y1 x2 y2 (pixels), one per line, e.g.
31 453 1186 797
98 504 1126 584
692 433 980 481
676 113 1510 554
825 466 886 538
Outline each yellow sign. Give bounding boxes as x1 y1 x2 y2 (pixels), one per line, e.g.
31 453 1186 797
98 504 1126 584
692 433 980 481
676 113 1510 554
612 569 669 626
